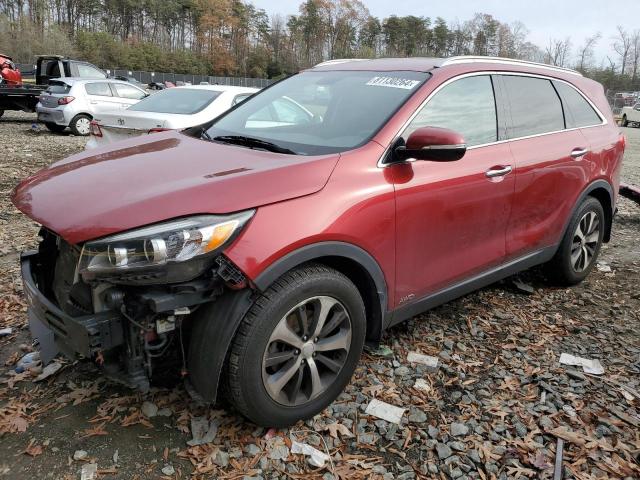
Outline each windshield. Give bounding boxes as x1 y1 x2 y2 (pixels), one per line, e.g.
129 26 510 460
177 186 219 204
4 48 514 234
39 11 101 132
204 70 429 155
129 88 221 114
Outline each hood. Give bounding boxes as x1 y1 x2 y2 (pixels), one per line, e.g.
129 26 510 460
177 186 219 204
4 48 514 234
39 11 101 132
12 131 339 244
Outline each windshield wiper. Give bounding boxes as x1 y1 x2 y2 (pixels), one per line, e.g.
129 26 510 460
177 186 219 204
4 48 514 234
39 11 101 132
200 127 213 142
212 135 297 155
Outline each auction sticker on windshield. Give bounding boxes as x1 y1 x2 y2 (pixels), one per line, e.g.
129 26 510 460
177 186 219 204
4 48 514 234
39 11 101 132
366 76 421 89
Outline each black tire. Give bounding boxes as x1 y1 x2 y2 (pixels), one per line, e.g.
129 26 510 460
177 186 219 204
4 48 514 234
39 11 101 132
222 264 366 427
545 196 605 286
622 115 629 127
44 122 66 133
69 114 91 136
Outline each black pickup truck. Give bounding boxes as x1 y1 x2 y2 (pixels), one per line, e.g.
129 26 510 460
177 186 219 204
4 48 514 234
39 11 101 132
0 55 106 117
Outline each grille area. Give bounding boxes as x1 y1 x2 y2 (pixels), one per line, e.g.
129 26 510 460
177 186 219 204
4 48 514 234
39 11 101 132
38 229 93 316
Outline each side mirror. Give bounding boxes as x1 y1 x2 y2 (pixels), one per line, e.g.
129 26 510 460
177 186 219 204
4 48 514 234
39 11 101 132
395 126 467 162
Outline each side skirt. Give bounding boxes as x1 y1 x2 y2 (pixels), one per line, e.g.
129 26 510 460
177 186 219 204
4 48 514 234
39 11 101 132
385 245 557 328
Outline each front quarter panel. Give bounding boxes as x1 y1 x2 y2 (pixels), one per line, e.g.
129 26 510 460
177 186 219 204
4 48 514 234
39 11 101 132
224 141 396 303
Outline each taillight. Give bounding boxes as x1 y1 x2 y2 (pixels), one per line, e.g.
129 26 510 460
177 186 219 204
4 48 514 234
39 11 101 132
57 96 75 105
90 120 103 137
148 128 170 134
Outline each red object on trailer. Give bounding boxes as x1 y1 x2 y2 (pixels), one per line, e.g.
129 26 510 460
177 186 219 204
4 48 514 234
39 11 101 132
0 53 23 85
619 182 640 204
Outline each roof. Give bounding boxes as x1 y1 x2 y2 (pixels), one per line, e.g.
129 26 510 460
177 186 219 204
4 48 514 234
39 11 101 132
311 55 581 77
312 57 444 72
51 77 131 86
175 85 259 93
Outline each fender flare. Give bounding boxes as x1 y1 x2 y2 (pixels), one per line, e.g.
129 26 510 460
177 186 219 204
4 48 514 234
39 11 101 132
254 242 388 337
559 179 614 246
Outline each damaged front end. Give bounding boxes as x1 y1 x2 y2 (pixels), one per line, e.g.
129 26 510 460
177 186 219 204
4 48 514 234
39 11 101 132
22 212 253 392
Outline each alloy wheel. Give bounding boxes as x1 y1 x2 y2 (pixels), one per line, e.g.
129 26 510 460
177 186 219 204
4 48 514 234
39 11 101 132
261 295 352 406
571 211 600 272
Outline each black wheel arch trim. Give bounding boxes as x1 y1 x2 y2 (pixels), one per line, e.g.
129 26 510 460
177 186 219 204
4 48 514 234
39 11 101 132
253 241 389 341
187 288 254 404
561 179 614 245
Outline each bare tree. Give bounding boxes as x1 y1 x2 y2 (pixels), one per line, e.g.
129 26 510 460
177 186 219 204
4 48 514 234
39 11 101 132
613 26 632 75
630 30 640 85
545 37 571 67
576 33 600 73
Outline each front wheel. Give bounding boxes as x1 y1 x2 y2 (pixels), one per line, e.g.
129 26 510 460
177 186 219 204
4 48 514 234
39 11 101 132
70 114 91 136
622 115 629 127
545 196 605 285
223 264 366 427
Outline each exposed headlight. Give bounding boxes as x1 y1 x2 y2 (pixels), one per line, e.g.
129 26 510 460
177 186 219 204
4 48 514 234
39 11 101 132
78 211 253 283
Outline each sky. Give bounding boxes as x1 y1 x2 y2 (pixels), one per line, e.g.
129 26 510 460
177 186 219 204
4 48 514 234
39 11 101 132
250 0 635 66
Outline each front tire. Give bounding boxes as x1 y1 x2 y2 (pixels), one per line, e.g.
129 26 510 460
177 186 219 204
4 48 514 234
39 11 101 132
224 264 366 427
545 196 604 285
622 115 629 127
44 122 66 133
70 114 91 136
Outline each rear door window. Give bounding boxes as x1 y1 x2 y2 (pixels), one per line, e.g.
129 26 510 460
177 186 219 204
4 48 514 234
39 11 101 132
502 76 564 138
553 81 602 128
405 75 497 147
114 83 147 100
85 82 113 97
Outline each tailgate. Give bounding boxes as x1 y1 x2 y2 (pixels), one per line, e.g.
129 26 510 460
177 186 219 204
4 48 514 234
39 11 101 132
39 94 61 108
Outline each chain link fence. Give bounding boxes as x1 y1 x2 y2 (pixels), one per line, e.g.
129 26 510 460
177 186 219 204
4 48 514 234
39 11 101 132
15 63 272 88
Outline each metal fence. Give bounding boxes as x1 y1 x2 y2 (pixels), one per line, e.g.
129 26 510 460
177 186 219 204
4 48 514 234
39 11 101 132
15 63 272 88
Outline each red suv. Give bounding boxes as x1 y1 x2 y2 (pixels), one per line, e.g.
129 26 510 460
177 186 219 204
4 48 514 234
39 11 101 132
12 56 624 426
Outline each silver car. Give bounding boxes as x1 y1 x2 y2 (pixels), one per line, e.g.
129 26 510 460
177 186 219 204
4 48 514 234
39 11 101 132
36 78 148 136
86 85 258 149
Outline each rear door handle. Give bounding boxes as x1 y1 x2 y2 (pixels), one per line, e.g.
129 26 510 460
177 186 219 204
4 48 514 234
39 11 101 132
89 101 98 104
571 148 589 158
485 165 512 178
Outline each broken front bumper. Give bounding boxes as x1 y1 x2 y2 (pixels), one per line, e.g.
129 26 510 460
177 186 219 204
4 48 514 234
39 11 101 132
21 250 124 364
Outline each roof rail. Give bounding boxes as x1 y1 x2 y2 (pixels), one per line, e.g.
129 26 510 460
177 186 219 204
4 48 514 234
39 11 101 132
314 58 369 67
442 56 582 76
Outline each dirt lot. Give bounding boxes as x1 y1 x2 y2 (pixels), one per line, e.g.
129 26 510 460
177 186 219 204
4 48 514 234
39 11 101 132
0 111 639 480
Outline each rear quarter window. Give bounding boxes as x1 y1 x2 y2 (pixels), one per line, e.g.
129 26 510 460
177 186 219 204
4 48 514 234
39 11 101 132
502 76 564 138
553 81 602 128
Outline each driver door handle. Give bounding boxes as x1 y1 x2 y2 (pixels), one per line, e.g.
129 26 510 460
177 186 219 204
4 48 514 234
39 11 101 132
570 148 589 158
485 165 512 178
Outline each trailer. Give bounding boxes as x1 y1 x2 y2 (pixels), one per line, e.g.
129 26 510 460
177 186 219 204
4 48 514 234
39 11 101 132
0 55 106 118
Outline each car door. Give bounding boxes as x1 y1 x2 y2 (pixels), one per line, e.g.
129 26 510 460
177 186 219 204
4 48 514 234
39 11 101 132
112 82 148 109
84 82 122 113
498 74 593 259
393 74 516 305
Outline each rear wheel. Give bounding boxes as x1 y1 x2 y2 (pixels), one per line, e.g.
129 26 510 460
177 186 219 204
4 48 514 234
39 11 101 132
223 264 366 427
545 196 604 285
622 115 629 127
70 114 91 136
44 122 66 133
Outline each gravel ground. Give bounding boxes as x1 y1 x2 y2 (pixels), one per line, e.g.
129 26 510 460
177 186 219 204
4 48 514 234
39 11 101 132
0 111 639 480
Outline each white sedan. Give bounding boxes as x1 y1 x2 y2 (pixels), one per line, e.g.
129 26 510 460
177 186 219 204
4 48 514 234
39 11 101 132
86 85 258 149
621 102 640 127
